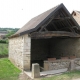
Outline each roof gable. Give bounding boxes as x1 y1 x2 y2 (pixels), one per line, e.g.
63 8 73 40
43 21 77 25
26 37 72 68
11 3 79 38
72 11 80 26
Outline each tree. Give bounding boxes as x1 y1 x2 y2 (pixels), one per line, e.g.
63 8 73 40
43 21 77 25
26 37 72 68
6 31 15 38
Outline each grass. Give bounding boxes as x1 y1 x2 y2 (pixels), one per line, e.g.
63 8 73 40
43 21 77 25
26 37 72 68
0 58 21 80
1 58 80 80
41 70 80 80
0 43 8 57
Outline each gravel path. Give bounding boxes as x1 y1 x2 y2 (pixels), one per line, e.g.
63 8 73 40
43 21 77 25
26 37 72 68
19 72 33 80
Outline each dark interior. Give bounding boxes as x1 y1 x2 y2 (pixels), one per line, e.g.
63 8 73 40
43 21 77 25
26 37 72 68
31 37 76 70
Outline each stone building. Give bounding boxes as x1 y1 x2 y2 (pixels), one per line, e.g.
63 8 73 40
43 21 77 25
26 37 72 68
72 11 80 26
9 3 80 72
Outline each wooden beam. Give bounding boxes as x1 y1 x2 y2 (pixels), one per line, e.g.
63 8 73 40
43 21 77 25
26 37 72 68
29 31 80 39
51 23 59 31
44 27 48 31
39 16 54 32
65 20 75 32
53 17 71 22
53 17 70 20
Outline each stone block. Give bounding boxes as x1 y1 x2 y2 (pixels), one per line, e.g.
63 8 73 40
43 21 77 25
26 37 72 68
26 42 31 47
69 56 76 59
48 58 56 61
24 49 31 52
61 57 69 60
32 63 40 78
25 38 31 43
24 52 30 55
69 60 75 71
44 61 49 71
23 64 30 71
44 60 71 70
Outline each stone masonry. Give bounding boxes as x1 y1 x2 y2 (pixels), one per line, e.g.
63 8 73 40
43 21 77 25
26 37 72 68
9 36 80 71
44 59 70 71
23 34 31 70
9 34 31 70
44 58 80 71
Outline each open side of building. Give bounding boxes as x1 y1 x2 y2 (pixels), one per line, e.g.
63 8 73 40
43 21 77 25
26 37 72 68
9 3 80 72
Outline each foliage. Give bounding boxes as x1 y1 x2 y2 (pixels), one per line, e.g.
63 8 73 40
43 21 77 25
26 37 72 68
41 70 80 80
6 31 15 37
0 43 8 57
0 40 7 43
6 28 19 37
0 28 19 32
0 28 19 42
0 27 19 37
0 58 21 80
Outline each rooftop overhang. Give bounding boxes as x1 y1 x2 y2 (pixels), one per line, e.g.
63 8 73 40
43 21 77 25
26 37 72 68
8 34 20 39
29 31 80 39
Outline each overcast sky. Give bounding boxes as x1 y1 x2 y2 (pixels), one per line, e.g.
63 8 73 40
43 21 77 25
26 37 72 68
0 0 80 28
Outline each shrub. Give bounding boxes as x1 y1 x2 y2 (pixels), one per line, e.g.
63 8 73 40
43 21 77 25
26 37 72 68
0 40 6 43
0 43 8 57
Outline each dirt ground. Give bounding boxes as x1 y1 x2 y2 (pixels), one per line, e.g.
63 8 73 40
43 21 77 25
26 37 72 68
73 79 80 80
19 72 80 80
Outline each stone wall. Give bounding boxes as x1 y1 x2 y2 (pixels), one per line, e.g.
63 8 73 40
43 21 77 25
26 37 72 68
74 58 80 69
50 38 80 58
23 34 31 70
9 36 80 71
44 58 80 71
44 59 70 70
9 34 31 70
9 36 24 70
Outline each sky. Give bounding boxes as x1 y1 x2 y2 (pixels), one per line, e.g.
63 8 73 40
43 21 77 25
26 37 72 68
0 0 80 28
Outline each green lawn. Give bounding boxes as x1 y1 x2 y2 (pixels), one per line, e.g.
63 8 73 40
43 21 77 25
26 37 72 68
0 58 21 80
41 70 80 80
1 58 80 80
0 43 8 57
